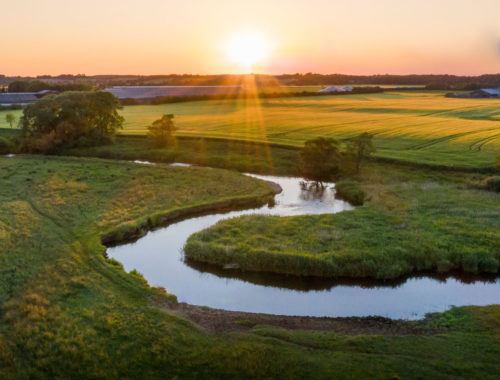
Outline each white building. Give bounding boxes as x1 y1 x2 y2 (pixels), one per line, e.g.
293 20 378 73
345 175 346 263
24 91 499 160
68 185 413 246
318 85 353 93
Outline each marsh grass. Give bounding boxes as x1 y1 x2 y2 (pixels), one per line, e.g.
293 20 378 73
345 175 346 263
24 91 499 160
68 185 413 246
63 134 302 175
185 163 500 279
0 155 499 378
334 179 366 205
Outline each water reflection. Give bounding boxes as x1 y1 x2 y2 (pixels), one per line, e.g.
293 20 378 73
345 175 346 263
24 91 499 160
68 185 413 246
185 258 500 292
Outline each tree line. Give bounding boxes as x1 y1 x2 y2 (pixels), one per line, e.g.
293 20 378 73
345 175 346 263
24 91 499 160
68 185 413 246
2 73 499 89
278 73 500 87
120 87 384 106
6 80 94 93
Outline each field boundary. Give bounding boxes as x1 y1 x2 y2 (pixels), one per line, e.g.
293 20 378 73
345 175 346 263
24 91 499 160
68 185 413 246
117 134 499 174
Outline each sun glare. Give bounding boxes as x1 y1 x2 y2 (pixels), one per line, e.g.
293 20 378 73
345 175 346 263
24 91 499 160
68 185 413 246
224 31 272 72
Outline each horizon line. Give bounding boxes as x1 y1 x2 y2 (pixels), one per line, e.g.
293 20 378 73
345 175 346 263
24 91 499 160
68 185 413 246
3 72 500 78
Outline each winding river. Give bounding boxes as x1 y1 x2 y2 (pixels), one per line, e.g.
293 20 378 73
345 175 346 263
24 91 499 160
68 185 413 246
108 164 500 320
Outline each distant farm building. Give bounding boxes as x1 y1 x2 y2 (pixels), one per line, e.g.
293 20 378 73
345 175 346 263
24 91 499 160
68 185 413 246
447 88 500 99
469 89 500 98
0 90 56 106
104 85 244 100
318 85 353 93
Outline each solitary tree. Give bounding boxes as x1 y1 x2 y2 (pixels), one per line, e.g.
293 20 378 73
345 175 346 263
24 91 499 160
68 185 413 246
147 114 176 148
5 113 16 128
300 137 341 185
346 132 376 173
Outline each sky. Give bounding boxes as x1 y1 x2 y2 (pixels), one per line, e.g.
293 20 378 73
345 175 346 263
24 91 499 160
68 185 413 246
1 0 499 76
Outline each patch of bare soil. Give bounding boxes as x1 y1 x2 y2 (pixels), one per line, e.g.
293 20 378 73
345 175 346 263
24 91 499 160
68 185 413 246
172 303 443 336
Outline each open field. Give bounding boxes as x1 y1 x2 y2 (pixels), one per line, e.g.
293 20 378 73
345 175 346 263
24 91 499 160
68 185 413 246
0 109 22 129
3 91 499 168
116 91 500 168
185 162 500 279
1 155 500 378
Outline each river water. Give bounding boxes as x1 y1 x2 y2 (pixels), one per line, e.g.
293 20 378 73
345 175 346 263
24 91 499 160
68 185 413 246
107 167 500 320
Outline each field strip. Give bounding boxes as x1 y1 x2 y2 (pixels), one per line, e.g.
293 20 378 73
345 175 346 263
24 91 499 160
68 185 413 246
469 133 500 151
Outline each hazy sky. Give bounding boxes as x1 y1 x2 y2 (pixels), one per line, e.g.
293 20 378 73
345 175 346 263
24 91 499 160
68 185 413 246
1 0 499 76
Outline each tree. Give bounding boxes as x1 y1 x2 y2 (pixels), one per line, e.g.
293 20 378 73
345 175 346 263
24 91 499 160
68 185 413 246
5 113 15 128
20 91 123 153
299 137 341 185
346 133 376 173
147 114 176 148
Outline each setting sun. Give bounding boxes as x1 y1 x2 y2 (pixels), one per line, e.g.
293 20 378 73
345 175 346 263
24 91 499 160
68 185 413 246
224 31 272 72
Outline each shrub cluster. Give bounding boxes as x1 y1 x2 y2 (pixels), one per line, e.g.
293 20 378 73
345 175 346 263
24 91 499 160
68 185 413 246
147 114 176 148
299 134 376 185
475 176 500 193
0 136 12 154
334 179 366 205
19 91 123 153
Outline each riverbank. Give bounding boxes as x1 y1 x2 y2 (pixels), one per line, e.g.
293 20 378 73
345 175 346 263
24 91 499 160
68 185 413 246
1 155 499 378
185 161 500 279
101 183 278 247
172 302 448 335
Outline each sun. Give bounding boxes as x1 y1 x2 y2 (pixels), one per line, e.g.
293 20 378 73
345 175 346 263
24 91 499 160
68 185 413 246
224 31 271 72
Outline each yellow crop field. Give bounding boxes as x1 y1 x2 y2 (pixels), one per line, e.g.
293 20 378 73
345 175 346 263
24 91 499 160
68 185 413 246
119 91 500 168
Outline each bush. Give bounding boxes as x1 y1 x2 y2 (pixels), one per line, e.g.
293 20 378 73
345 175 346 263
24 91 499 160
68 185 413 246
147 114 176 148
0 137 11 154
482 176 500 192
300 137 341 183
335 179 366 205
345 132 375 173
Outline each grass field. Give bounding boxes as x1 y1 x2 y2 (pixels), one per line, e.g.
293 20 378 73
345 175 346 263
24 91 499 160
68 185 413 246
185 162 500 279
115 91 500 168
2 90 499 168
62 135 302 175
0 109 22 129
1 155 500 378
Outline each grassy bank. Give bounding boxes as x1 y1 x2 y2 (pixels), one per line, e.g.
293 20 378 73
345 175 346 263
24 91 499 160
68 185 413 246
1 155 499 378
0 128 302 174
63 135 302 175
185 162 500 279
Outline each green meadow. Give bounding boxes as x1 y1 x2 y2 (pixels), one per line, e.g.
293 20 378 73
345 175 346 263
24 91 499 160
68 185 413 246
1 155 500 378
0 109 22 129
